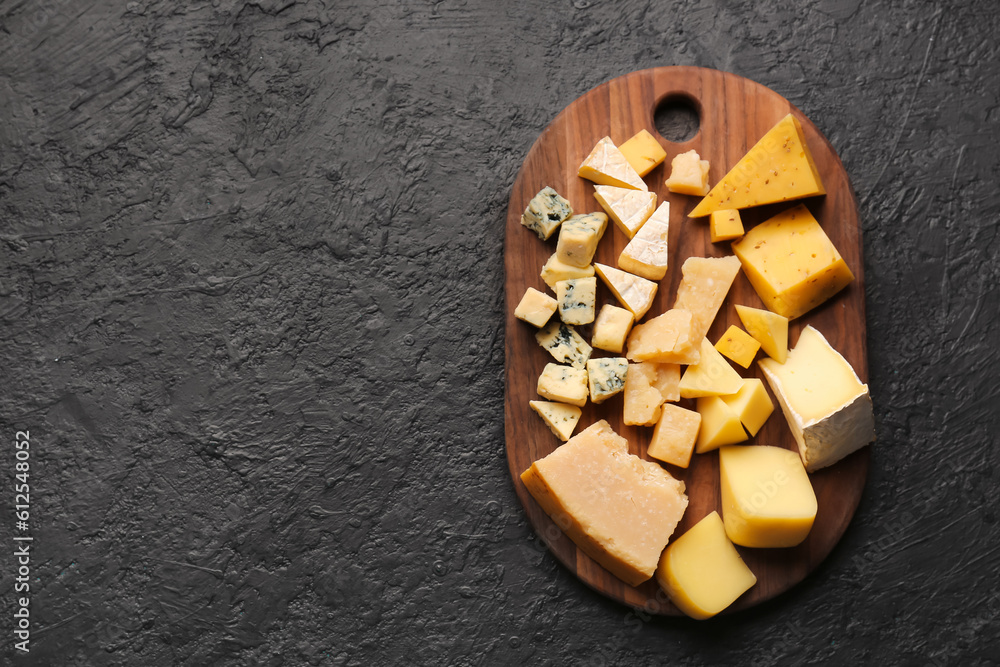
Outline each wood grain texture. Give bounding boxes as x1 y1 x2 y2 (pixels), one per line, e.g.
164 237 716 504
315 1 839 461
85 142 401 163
504 67 870 615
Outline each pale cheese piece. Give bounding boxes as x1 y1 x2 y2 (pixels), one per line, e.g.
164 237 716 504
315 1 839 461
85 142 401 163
665 149 710 196
759 325 874 472
619 129 667 177
578 136 648 191
556 277 597 325
593 185 656 238
648 403 702 468
535 321 592 369
679 338 744 398
537 363 589 407
594 263 657 321
514 287 558 328
715 325 760 368
695 396 748 453
591 305 635 354
720 378 774 436
540 252 595 290
622 362 665 426
651 363 681 403
520 421 688 587
735 304 788 364
625 309 697 364
529 400 582 442
586 357 628 404
556 212 608 268
673 255 743 343
619 201 670 280
521 186 573 240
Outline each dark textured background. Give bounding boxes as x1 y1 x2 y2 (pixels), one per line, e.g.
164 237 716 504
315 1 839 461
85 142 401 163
1 0 998 665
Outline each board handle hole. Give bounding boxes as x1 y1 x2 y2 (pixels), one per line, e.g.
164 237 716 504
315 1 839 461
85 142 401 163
654 94 701 143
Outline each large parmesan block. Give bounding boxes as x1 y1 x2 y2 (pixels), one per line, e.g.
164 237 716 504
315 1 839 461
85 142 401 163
673 255 743 343
594 263 658 321
578 137 648 191
619 201 671 280
759 326 874 472
520 421 688 587
593 186 656 238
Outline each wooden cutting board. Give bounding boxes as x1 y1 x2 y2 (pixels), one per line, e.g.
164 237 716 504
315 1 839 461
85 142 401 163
504 66 869 615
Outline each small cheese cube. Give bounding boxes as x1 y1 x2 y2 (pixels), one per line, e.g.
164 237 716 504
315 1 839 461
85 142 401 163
556 277 597 325
720 379 774 436
514 287 558 327
619 129 667 177
715 325 761 368
591 305 634 353
594 263 657 321
529 400 582 442
619 201 670 280
652 363 681 402
648 403 702 468
623 362 665 426
556 213 608 268
731 204 854 320
695 396 748 453
520 421 688 586
679 339 744 399
521 186 573 240
709 209 744 243
593 185 656 238
735 304 788 364
656 511 757 620
586 358 628 404
625 309 698 364
665 149 710 196
578 137 648 191
719 445 818 548
535 321 592 368
536 363 589 407
673 255 743 343
540 253 595 290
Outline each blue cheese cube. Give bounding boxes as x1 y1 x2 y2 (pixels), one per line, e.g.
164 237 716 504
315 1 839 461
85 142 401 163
556 213 608 268
586 358 629 404
536 364 589 407
521 187 573 240
556 277 597 325
535 321 592 369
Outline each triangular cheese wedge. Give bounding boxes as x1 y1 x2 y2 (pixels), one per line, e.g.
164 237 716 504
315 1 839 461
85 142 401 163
578 137 648 191
619 201 670 280
529 400 583 442
594 263 657 321
679 339 744 399
593 185 656 237
735 305 788 363
673 256 742 343
689 114 825 217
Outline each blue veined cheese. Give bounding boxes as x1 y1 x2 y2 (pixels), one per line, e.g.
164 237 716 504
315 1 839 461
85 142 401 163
521 186 573 240
540 252 595 290
586 357 628 404
594 263 658 321
593 185 656 238
578 137 648 191
619 201 670 280
535 320 592 368
556 277 597 325
514 287 558 327
537 363 589 407
556 212 608 268
529 400 583 441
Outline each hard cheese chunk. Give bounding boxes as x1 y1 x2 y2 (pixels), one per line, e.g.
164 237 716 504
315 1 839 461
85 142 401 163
648 403 702 468
540 253 595 290
665 150 711 196
514 287 558 328
623 362 665 426
715 325 761 368
759 325 874 472
586 358 628 404
537 363 589 407
520 421 688 587
695 396 748 453
719 445 818 548
731 204 854 320
735 304 788 363
673 255 743 343
690 113 825 218
619 201 670 280
626 309 700 365
521 186 573 240
656 511 757 620
619 129 667 177
536 321 592 369
556 213 608 268
593 186 656 238
578 137 648 191
594 263 658 321
710 209 744 243
591 305 635 354
529 400 582 442
720 378 774 436
679 338 744 398
556 277 597 325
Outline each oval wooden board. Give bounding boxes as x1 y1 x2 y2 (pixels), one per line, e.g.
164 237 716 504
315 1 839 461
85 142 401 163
504 66 870 615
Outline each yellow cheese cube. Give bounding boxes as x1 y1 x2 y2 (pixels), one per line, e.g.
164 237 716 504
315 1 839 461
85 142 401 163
594 263 657 321
709 209 744 243
578 137 647 191
673 256 742 343
556 277 597 325
665 149 710 196
537 363 589 407
731 204 854 320
718 445 818 548
623 362 664 427
695 396 748 453
625 309 698 364
514 287 558 327
520 421 688 586
619 129 667 177
556 212 608 269
591 304 634 353
714 325 761 368
593 185 656 238
679 338 744 399
648 403 702 468
690 114 825 218
619 201 670 280
735 304 788 363
540 252 595 290
656 511 756 619
720 378 774 436
529 400 582 442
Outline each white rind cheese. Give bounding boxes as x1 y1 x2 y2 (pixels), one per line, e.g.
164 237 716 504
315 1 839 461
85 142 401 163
578 137 648 191
593 185 656 238
521 186 573 240
619 201 670 280
535 320 592 369
594 263 658 321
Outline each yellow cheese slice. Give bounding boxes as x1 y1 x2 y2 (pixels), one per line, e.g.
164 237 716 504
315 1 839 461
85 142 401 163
529 400 582 442
689 113 825 217
619 129 667 177
594 263 658 321
578 136 648 191
593 185 656 238
619 201 670 280
673 255 742 343
679 338 744 398
734 304 788 363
